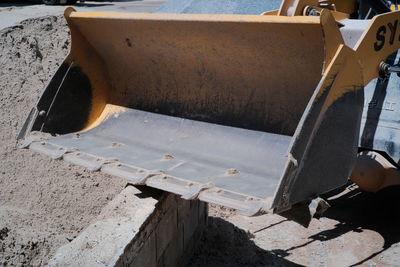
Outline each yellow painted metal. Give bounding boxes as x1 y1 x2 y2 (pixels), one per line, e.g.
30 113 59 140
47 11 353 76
355 11 400 84
330 10 350 21
64 8 110 131
261 10 279 15
317 44 363 111
62 5 400 133
68 10 320 22
319 9 344 72
391 4 400 11
66 9 326 135
62 6 400 141
313 10 400 110
329 0 357 15
351 151 400 192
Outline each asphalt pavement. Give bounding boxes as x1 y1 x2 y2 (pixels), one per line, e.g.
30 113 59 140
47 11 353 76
0 0 165 30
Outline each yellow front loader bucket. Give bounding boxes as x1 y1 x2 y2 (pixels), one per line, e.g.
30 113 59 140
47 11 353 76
18 6 400 222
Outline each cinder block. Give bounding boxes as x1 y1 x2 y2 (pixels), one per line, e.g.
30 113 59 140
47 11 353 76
130 232 157 267
156 207 178 261
177 197 191 222
159 194 177 214
162 232 184 267
183 200 199 248
49 187 207 267
198 201 208 226
181 228 198 266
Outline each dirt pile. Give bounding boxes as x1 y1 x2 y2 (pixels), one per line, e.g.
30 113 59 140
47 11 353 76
0 16 126 266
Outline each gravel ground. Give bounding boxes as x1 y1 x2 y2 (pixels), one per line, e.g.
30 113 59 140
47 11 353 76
1 15 400 267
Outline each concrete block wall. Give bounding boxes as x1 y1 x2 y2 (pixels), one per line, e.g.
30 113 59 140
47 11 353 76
48 185 207 267
125 193 208 267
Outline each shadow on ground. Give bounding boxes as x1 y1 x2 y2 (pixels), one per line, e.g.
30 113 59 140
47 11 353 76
322 186 400 266
187 216 305 267
278 185 400 266
269 185 400 265
188 185 400 266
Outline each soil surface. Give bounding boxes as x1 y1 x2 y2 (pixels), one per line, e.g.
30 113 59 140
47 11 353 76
0 1 164 31
0 16 126 266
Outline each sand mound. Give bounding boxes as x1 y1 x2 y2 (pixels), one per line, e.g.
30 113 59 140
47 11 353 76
0 16 126 266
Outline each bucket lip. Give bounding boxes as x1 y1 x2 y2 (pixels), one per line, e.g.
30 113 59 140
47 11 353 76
24 105 290 216
66 11 321 25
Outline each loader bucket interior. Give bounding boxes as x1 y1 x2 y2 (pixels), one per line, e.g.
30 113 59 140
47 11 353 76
61 11 326 136
23 10 337 215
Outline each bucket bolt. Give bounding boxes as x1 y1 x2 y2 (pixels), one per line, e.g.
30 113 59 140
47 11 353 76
379 62 400 78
